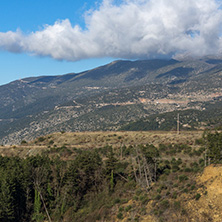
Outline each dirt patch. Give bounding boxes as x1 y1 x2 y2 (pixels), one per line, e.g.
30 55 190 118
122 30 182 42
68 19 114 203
185 164 222 222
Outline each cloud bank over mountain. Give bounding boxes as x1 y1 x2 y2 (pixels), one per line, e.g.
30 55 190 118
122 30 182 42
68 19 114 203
0 0 222 61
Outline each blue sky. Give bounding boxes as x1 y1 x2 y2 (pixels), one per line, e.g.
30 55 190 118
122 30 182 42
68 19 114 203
0 0 222 85
0 0 114 85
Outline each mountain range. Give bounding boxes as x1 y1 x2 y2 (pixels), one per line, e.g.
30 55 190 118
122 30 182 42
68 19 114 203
1 56 222 144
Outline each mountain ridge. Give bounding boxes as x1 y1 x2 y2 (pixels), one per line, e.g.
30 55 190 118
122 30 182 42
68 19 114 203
1 57 222 144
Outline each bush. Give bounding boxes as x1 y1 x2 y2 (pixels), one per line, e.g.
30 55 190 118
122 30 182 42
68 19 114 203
141 197 149 205
181 208 187 215
166 191 170 196
49 140 54 145
184 167 192 172
21 140 27 145
177 158 183 165
195 138 204 145
160 200 170 210
38 137 45 142
133 196 138 201
183 188 188 193
195 193 201 200
193 167 200 173
155 194 161 200
114 198 120 204
172 192 177 199
172 164 180 172
125 205 132 212
163 168 171 175
174 201 181 210
191 185 196 190
157 188 162 194
135 189 142 196
159 144 167 152
117 212 123 219
179 175 188 182
119 207 124 212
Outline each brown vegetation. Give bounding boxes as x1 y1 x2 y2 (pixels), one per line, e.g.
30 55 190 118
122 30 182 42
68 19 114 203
0 131 202 158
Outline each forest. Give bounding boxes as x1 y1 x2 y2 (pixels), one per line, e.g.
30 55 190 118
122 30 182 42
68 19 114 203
0 131 221 221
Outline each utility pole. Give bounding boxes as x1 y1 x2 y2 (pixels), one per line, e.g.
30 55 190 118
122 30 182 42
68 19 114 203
177 113 180 135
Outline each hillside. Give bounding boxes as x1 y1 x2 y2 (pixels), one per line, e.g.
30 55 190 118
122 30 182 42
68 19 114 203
183 164 222 221
0 131 202 157
121 99 222 131
1 57 222 144
0 130 221 221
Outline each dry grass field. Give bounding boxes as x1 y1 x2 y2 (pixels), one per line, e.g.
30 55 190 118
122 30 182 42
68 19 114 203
0 130 203 157
31 130 203 148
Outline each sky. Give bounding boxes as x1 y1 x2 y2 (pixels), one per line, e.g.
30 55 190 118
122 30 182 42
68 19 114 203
0 0 222 85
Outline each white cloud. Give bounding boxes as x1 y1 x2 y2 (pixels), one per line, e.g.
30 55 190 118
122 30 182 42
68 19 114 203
0 0 222 60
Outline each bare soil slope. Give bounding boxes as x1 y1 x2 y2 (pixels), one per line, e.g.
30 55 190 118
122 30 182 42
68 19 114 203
184 164 222 222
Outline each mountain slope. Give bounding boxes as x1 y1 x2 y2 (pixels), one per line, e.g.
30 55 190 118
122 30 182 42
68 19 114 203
1 57 222 144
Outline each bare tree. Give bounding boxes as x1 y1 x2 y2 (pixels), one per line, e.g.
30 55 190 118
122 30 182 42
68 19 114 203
131 145 159 189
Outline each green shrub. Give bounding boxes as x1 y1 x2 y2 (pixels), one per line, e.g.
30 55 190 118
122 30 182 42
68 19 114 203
195 138 204 145
195 193 201 200
140 207 147 215
172 192 177 199
125 205 132 212
159 184 167 191
157 188 162 194
154 194 161 200
135 189 142 196
166 191 170 196
179 175 188 182
120 199 128 204
38 137 45 142
139 194 147 201
173 201 181 210
133 196 138 201
160 200 169 210
193 167 200 173
159 144 168 152
119 207 124 212
191 185 196 190
171 157 176 163
114 198 120 204
172 164 180 172
177 158 183 165
21 140 27 145
117 212 123 219
49 140 54 145
184 167 192 172
164 160 170 165
183 188 188 193
163 168 171 175
181 208 187 215
141 197 149 205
